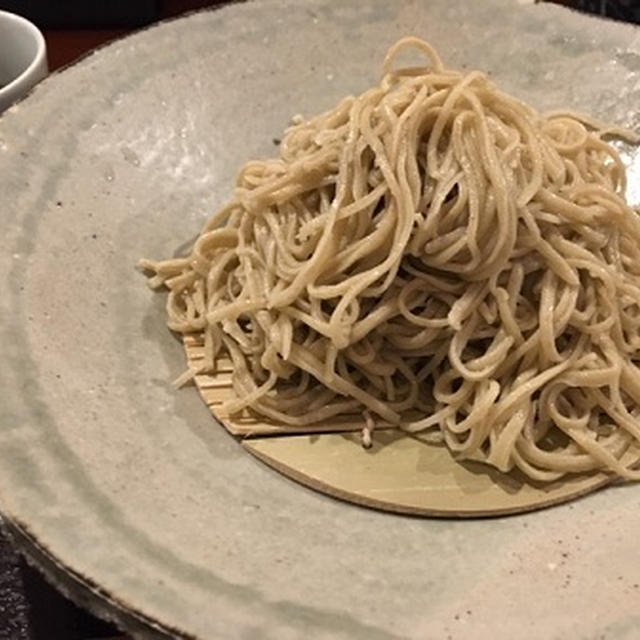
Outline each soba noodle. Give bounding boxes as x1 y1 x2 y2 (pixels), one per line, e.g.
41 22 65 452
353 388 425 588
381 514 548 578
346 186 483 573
140 38 640 482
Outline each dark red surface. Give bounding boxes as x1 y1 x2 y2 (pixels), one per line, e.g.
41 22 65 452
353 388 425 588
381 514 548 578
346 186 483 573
44 1 231 71
44 29 130 71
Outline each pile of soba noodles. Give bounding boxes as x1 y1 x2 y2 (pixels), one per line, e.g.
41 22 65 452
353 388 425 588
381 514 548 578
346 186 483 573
140 37 640 482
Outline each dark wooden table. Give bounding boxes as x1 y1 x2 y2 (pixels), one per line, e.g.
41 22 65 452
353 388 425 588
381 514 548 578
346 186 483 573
44 1 228 71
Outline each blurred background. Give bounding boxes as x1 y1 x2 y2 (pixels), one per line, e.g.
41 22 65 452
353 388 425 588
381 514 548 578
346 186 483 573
0 1 230 71
549 0 640 22
0 0 638 638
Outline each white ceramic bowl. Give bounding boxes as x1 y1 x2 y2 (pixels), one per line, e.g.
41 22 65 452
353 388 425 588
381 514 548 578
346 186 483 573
0 10 47 112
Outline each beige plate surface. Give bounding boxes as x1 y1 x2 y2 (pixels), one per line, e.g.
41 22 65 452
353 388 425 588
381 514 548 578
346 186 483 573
243 433 614 517
1 1 640 639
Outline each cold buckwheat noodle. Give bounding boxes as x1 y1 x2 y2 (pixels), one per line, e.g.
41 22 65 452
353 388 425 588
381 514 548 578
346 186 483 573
140 37 640 482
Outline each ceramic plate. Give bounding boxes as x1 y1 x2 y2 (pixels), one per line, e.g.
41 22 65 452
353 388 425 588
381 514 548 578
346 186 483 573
2 1 640 637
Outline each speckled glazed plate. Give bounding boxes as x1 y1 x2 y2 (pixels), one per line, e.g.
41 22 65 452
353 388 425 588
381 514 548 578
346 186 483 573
2 1 640 638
